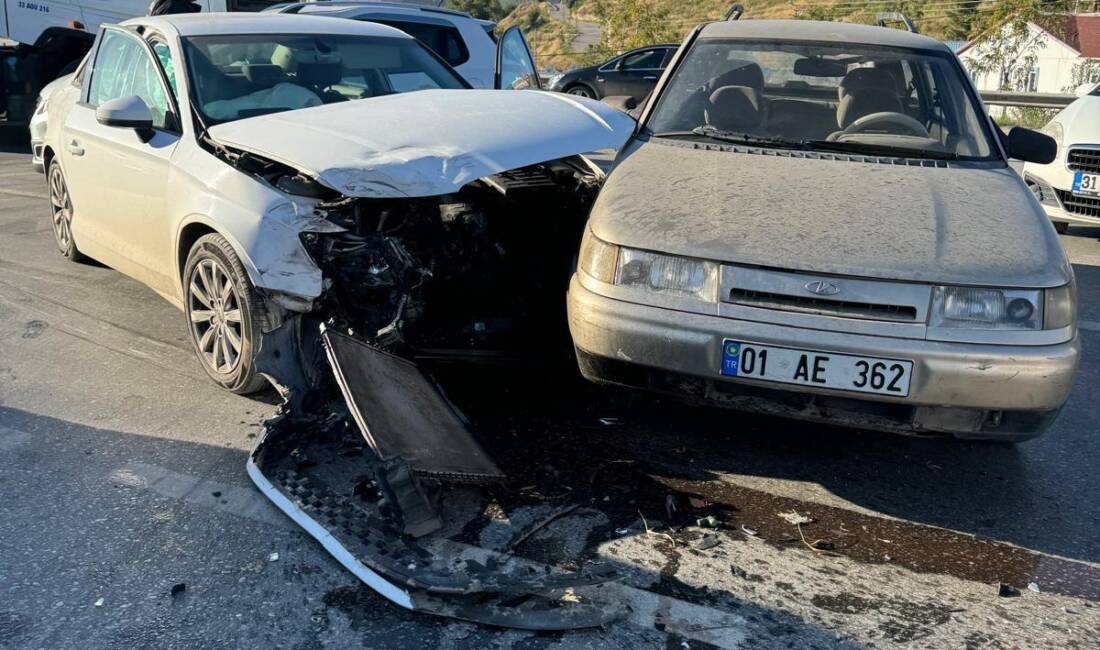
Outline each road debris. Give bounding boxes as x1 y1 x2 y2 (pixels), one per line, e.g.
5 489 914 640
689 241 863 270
740 525 759 537
505 504 580 552
694 533 721 550
94 598 104 608
1028 582 1041 593
696 515 720 529
170 583 186 597
268 552 280 562
598 417 620 426
999 584 1021 598
777 511 814 526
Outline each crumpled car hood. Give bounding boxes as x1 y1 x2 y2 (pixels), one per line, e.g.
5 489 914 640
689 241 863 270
207 89 636 198
592 138 1072 288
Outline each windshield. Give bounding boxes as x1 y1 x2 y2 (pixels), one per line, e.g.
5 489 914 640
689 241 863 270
647 39 996 160
182 34 467 125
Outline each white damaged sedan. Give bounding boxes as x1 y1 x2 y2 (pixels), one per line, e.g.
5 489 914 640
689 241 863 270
41 12 633 393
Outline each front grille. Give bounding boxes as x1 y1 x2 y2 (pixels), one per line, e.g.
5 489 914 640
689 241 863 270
1068 148 1100 174
727 288 919 322
1055 189 1100 218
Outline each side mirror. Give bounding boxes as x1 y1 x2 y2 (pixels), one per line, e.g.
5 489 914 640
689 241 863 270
601 95 637 113
1006 126 1057 165
96 95 154 131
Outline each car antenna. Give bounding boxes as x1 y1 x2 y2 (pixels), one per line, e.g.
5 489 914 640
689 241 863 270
724 4 744 20
874 12 919 34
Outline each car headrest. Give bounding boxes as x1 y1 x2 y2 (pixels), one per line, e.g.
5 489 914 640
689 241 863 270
838 67 899 101
709 60 765 93
242 64 286 86
706 85 765 133
836 87 903 129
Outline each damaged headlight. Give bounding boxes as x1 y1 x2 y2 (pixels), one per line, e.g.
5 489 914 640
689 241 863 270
578 229 717 302
930 286 1044 330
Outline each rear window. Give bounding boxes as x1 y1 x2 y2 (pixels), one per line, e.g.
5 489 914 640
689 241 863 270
369 19 469 68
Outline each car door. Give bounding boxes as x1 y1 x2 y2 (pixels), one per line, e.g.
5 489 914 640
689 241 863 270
62 26 181 292
599 48 668 100
495 26 541 91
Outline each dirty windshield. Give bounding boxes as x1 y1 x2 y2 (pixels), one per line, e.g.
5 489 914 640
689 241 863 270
182 34 467 125
648 39 996 160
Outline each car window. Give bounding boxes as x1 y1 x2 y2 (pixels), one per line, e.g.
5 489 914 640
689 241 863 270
88 30 172 130
497 28 538 90
621 49 664 70
370 19 469 68
181 33 467 126
647 38 996 160
151 40 178 100
659 48 676 68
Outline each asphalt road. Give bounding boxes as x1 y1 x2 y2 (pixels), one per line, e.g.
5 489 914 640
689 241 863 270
1 130 1099 649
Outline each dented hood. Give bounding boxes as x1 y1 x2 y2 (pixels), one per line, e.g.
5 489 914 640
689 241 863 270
207 89 636 198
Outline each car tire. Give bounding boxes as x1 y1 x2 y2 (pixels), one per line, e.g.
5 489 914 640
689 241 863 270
566 84 597 99
1054 221 1069 234
47 159 85 262
183 233 270 395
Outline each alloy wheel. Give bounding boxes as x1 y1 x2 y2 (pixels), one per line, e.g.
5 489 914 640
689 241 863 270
48 165 73 253
188 259 245 375
568 87 595 99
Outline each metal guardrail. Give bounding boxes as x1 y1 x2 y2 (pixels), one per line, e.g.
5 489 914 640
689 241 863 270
979 90 1076 109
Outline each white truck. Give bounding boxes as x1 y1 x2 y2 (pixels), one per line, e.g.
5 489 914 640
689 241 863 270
1 1 283 125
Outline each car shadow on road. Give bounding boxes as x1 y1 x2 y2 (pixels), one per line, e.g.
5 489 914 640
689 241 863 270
0 405 861 649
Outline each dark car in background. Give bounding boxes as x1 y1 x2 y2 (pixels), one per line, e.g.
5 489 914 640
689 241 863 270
550 44 678 101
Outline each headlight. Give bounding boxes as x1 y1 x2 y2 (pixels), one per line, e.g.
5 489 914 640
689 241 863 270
578 230 718 303
930 286 1042 330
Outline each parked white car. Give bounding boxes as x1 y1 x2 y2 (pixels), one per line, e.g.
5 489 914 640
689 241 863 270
1023 84 1100 232
41 12 630 393
266 1 502 88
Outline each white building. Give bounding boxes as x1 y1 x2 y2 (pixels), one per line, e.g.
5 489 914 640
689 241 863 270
958 14 1100 94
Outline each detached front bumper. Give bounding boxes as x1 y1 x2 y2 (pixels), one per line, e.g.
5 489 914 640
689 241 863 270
567 276 1079 440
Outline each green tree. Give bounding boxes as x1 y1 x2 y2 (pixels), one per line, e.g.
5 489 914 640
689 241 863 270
448 0 507 21
587 0 679 56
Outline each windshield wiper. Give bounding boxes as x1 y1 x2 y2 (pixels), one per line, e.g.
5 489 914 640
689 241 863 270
651 127 807 150
801 138 960 161
689 126 808 149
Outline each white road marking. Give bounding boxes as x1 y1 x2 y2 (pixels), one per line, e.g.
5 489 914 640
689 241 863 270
1080 320 1100 332
110 461 292 529
0 425 33 451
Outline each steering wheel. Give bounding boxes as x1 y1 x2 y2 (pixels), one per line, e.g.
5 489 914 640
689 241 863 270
841 111 930 138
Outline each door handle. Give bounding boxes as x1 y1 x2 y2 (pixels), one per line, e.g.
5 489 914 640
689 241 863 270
66 141 85 157
644 75 658 81
596 77 605 82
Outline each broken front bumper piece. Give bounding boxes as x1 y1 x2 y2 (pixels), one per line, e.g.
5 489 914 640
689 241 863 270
248 328 623 630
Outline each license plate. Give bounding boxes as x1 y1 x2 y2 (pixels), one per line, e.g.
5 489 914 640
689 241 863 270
721 340 913 397
1073 172 1100 197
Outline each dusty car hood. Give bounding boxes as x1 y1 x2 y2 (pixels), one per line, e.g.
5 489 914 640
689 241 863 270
591 138 1072 288
207 89 636 198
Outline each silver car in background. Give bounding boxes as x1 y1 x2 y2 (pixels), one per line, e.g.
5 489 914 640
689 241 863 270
569 20 1077 442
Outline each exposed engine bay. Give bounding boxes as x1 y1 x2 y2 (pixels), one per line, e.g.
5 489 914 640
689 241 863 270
245 155 624 629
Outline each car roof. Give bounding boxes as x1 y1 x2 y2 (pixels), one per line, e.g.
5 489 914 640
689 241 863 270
278 1 492 27
127 12 413 39
698 19 951 53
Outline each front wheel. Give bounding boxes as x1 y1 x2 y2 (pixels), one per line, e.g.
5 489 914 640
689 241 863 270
566 84 596 99
183 233 270 394
47 160 85 261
